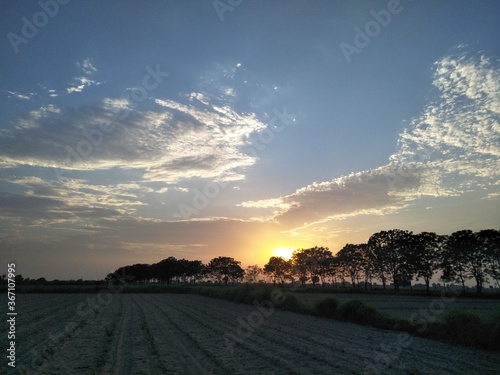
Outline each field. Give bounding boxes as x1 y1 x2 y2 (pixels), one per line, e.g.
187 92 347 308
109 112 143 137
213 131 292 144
3 293 500 374
294 292 500 320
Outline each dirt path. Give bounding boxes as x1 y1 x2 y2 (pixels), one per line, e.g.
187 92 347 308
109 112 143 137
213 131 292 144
6 294 500 374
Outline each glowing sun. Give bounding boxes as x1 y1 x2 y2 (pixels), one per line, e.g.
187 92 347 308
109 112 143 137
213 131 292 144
271 247 295 260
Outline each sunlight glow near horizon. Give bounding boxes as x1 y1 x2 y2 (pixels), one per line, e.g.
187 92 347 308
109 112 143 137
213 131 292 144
0 2 498 280
271 247 295 260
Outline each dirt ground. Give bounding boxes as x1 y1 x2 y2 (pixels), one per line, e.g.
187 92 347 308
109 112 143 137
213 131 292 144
6 293 500 374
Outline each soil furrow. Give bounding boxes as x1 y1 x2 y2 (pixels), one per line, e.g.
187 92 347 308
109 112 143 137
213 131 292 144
152 294 358 369
149 294 500 375
148 294 318 375
136 294 227 374
8 294 500 375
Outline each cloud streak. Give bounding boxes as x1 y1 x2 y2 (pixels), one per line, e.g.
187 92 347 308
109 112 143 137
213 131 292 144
4 90 34 100
241 51 500 229
67 58 102 93
0 95 267 184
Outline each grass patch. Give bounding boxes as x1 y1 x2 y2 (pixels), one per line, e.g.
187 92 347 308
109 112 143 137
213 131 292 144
279 292 311 313
424 309 500 351
334 299 393 329
440 310 483 345
487 308 500 351
189 284 311 314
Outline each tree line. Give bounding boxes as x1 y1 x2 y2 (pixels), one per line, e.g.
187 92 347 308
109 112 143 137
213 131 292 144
2 229 497 293
108 256 244 286
107 229 499 294
264 229 500 293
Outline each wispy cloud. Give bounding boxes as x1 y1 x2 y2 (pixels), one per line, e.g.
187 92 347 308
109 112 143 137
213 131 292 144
67 77 102 94
77 58 98 75
0 176 148 227
0 95 266 183
4 90 35 100
67 58 102 93
241 51 500 229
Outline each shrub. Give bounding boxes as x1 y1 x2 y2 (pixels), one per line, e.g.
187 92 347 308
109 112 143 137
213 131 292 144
487 308 500 351
314 297 339 318
278 292 310 314
247 285 274 304
335 299 389 327
439 310 486 348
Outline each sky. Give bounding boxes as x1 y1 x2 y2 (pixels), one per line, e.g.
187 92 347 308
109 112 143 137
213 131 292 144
0 0 499 280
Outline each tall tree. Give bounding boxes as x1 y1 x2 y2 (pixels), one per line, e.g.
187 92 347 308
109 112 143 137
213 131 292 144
443 230 488 293
478 229 500 288
263 256 292 285
244 265 262 283
291 247 333 286
359 244 376 290
208 256 244 285
185 260 205 283
336 244 364 288
411 232 445 293
152 256 179 284
324 256 340 286
368 229 413 291
115 263 151 284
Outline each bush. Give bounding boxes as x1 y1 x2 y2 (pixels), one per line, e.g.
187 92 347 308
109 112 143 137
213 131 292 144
247 285 274 303
335 299 389 327
439 310 488 348
278 292 310 314
314 297 339 318
487 308 500 351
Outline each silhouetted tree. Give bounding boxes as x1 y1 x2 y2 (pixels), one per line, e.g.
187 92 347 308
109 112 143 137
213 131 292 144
368 229 413 291
14 274 24 284
443 230 488 293
411 232 445 293
120 264 151 283
311 275 320 286
291 247 333 286
185 260 205 283
263 256 292 285
324 256 340 286
244 265 262 283
208 256 244 285
359 244 376 290
336 244 364 288
152 257 179 284
478 229 500 288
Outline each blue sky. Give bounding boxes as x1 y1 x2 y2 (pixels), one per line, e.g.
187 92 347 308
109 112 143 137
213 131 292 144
0 0 499 279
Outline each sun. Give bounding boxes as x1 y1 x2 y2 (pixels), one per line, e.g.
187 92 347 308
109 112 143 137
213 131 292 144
271 247 295 260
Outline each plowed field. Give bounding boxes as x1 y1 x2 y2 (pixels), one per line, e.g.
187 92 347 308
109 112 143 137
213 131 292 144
5 294 500 374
